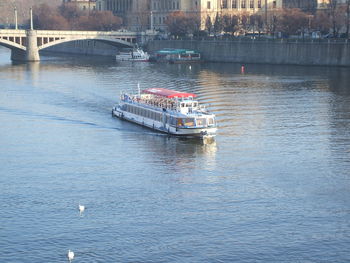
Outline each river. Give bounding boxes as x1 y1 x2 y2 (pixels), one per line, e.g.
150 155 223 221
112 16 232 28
1 46 350 262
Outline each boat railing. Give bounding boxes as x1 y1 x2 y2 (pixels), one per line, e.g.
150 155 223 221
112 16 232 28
122 94 209 114
124 95 178 111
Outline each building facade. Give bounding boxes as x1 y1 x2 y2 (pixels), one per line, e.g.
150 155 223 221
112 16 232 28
96 0 317 31
63 0 97 11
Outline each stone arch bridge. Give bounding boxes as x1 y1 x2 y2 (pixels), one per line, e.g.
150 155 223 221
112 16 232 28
0 29 137 61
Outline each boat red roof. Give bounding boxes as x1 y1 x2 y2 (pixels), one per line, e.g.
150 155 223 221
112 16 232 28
142 88 197 98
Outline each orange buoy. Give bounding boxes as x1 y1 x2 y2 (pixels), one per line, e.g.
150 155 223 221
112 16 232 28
241 65 245 74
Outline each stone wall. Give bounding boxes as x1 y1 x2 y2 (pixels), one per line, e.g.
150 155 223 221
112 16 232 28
146 39 350 67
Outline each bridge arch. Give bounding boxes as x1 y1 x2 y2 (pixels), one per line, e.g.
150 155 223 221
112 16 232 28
38 37 134 50
0 39 27 61
0 39 26 51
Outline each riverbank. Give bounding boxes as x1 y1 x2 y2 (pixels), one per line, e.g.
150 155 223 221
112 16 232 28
146 38 350 67
44 38 350 67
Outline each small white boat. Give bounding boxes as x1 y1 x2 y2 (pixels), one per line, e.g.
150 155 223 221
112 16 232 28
112 87 217 138
115 48 149 62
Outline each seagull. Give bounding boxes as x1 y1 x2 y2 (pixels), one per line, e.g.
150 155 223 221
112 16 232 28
67 249 74 262
78 204 85 215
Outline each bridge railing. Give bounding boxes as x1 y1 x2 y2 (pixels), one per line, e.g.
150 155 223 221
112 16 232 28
0 29 26 35
35 30 138 37
0 29 138 37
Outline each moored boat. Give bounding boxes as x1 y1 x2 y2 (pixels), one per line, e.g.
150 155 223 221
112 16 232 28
115 48 150 62
112 87 217 138
150 48 202 63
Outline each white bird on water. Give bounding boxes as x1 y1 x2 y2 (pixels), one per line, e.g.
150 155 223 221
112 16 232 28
78 204 85 215
67 249 74 262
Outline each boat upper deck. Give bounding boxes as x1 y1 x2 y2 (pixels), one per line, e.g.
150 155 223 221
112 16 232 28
121 88 212 117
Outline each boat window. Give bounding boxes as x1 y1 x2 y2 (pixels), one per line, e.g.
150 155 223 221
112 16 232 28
170 116 176 125
196 118 207 126
186 103 191 107
193 102 197 107
177 118 183 127
181 103 185 107
208 118 215 125
184 118 195 127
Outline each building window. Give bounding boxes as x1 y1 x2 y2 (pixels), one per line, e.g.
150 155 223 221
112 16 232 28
258 0 261 8
273 0 276 8
177 1 179 9
241 0 246 8
222 0 227 8
207 1 211 9
232 0 237 8
250 0 254 8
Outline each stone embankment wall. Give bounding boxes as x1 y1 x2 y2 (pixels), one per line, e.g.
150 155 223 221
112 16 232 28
146 39 350 67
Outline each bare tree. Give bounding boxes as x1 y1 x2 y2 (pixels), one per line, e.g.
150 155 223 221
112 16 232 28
165 11 200 37
346 0 350 37
205 15 212 34
213 12 223 35
276 8 309 37
311 10 332 35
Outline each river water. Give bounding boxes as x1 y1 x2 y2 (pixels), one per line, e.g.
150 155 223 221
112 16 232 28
1 46 350 262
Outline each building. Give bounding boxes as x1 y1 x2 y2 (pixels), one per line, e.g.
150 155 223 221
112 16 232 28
96 0 317 31
96 0 151 30
63 0 97 11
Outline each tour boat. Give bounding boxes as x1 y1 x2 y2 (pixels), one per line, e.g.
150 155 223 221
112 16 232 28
112 87 217 138
115 48 150 62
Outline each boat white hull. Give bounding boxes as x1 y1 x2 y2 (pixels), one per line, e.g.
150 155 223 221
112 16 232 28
115 49 150 62
115 57 149 62
112 108 217 137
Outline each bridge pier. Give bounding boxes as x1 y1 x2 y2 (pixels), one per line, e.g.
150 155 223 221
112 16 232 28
9 30 40 62
25 30 40 61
